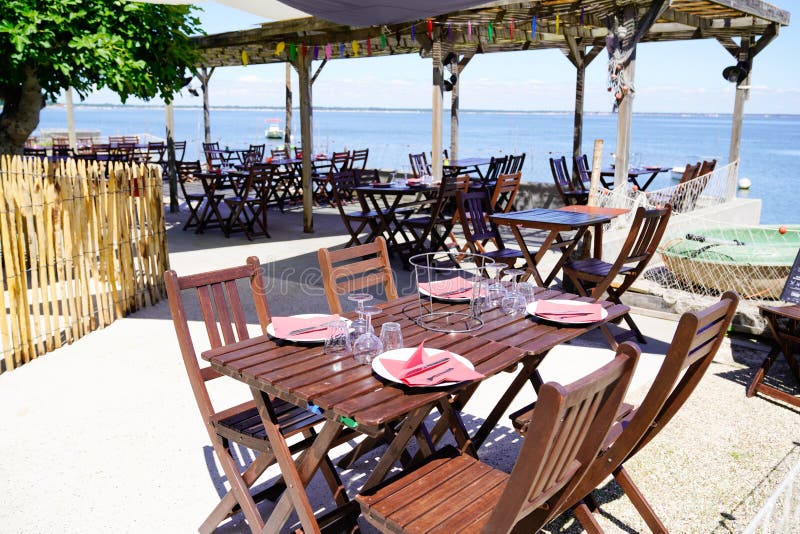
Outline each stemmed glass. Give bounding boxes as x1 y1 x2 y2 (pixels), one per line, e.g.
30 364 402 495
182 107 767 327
348 292 373 336
483 263 506 308
353 306 383 364
501 268 528 316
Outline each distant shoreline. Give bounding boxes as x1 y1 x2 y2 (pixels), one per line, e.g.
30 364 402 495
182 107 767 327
46 103 799 118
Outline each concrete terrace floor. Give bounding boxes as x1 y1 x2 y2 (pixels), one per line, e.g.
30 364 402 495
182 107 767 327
1 202 799 533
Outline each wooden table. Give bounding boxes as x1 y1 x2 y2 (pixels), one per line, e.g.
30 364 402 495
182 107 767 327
194 171 238 233
558 205 630 258
445 157 493 179
490 208 615 287
746 304 800 408
601 166 671 191
202 290 628 532
352 183 435 253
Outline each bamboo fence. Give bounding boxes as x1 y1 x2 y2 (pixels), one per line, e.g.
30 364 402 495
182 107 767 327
0 155 168 373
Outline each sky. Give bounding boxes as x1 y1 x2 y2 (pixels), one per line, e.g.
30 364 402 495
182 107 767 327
76 1 799 114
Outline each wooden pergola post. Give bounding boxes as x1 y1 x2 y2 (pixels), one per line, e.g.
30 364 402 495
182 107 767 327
564 34 602 177
165 102 179 213
198 67 215 143
449 52 473 162
292 54 314 233
432 38 444 179
285 62 293 145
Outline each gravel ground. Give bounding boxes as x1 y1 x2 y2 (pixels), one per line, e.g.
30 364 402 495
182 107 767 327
1 198 799 533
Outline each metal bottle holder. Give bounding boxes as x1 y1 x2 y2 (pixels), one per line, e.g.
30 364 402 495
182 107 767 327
409 252 493 333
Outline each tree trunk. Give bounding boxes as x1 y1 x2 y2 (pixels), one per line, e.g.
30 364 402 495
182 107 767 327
0 69 44 155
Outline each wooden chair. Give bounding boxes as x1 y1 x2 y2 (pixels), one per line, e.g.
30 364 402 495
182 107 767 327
503 152 526 174
270 147 289 159
164 258 349 533
564 205 673 343
408 152 430 178
146 141 166 165
173 140 187 162
330 151 350 173
203 142 224 170
513 292 739 532
224 164 271 240
176 161 216 232
23 147 47 157
479 155 508 189
245 144 265 165
456 190 525 270
400 172 469 259
490 171 522 214
349 148 369 170
328 169 381 247
108 135 126 144
551 155 588 205
356 344 640 533
317 236 398 315
698 158 717 177
574 153 593 191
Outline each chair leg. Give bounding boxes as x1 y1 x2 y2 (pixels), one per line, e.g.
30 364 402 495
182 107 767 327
206 438 265 533
613 466 668 534
573 501 605 534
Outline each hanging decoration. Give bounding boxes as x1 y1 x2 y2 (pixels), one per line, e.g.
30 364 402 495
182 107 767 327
288 43 297 61
555 14 561 34
325 43 332 60
447 23 451 40
274 41 285 57
467 21 472 39
301 44 307 60
488 22 494 41
426 19 433 38
580 7 585 26
380 33 387 49
606 19 635 112
531 16 537 40
241 50 249 66
509 19 515 37
411 24 416 41
352 40 360 57
340 43 346 57
366 38 372 56
313 45 319 60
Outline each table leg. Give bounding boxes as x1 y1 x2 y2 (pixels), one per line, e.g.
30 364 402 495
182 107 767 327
593 222 604 259
542 227 589 287
638 170 661 191
508 224 545 287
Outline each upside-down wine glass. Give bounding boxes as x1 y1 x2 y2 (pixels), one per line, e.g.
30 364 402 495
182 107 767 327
501 268 528 316
484 263 506 309
353 306 383 365
348 292 373 336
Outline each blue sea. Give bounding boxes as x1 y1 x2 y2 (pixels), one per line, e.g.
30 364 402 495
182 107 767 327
37 106 800 224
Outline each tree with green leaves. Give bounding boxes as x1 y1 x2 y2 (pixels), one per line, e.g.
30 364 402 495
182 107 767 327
0 0 201 153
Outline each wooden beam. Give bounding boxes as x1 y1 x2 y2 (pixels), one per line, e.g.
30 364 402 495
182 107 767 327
311 58 328 85
292 55 314 233
700 0 790 25
752 22 779 57
716 36 741 57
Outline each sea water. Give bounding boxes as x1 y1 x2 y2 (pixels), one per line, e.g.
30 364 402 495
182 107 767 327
36 106 800 224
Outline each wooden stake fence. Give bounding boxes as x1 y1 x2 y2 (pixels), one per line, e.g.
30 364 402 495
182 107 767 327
0 155 168 373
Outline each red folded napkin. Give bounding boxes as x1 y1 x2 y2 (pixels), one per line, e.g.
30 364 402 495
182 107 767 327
380 341 484 386
419 276 475 298
535 301 603 323
271 315 339 340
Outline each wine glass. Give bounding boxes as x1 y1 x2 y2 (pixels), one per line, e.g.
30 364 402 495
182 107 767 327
353 306 383 365
483 263 505 308
501 268 527 316
347 292 373 336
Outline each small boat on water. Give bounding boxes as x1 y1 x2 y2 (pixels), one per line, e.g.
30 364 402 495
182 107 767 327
659 225 800 299
265 118 284 139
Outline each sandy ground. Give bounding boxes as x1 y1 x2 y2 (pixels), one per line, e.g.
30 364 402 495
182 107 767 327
1 203 799 533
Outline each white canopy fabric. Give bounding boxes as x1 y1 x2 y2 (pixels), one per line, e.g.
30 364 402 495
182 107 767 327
136 0 493 25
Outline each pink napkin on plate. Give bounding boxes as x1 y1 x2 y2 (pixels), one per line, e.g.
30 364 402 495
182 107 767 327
271 315 339 340
419 276 475 298
535 301 603 323
380 341 484 386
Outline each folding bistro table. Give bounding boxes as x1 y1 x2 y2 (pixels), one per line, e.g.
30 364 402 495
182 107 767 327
490 208 615 287
747 304 800 408
201 290 628 533
600 166 671 191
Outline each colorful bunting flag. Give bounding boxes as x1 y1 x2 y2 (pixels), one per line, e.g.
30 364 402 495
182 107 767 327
325 43 332 60
380 33 387 48
467 21 472 39
275 41 285 56
313 45 319 60
366 38 371 56
488 22 493 41
426 19 433 38
289 43 296 61
556 14 561 34
340 43 346 57
241 50 249 66
352 40 359 57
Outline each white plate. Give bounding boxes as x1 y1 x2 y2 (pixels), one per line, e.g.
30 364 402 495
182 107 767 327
266 314 350 343
418 280 479 303
372 348 474 387
526 299 608 325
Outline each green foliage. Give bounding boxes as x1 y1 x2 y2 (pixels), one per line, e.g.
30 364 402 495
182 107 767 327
0 0 202 103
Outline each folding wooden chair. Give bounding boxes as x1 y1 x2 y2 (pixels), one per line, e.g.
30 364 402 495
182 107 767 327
329 170 380 247
490 171 522 214
223 165 271 240
349 148 369 170
317 236 398 315
356 344 639 533
551 155 588 205
563 205 672 343
165 258 349 534
408 152 430 177
574 153 593 191
456 190 525 270
176 161 214 232
503 152 526 174
478 155 508 190
513 292 739 533
330 151 351 173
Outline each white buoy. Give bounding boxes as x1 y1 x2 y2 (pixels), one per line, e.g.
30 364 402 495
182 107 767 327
738 177 752 190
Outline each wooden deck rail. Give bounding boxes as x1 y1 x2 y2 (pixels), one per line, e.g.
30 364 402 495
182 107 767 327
0 155 168 373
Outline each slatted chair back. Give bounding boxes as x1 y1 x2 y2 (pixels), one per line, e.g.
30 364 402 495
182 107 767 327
349 148 369 170
122 135 139 144
698 158 717 177
490 171 522 213
270 147 289 159
23 147 47 157
482 155 508 185
574 153 592 190
457 190 506 248
176 160 202 193
330 151 351 173
318 237 397 315
248 144 265 161
485 344 640 532
172 140 187 162
560 292 739 532
504 153 526 174
551 155 588 206
165 257 270 421
408 152 430 177
678 161 701 184
147 141 166 164
108 135 126 144
598 205 672 297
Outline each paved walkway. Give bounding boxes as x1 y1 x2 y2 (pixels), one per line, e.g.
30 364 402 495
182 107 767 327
1 204 798 533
